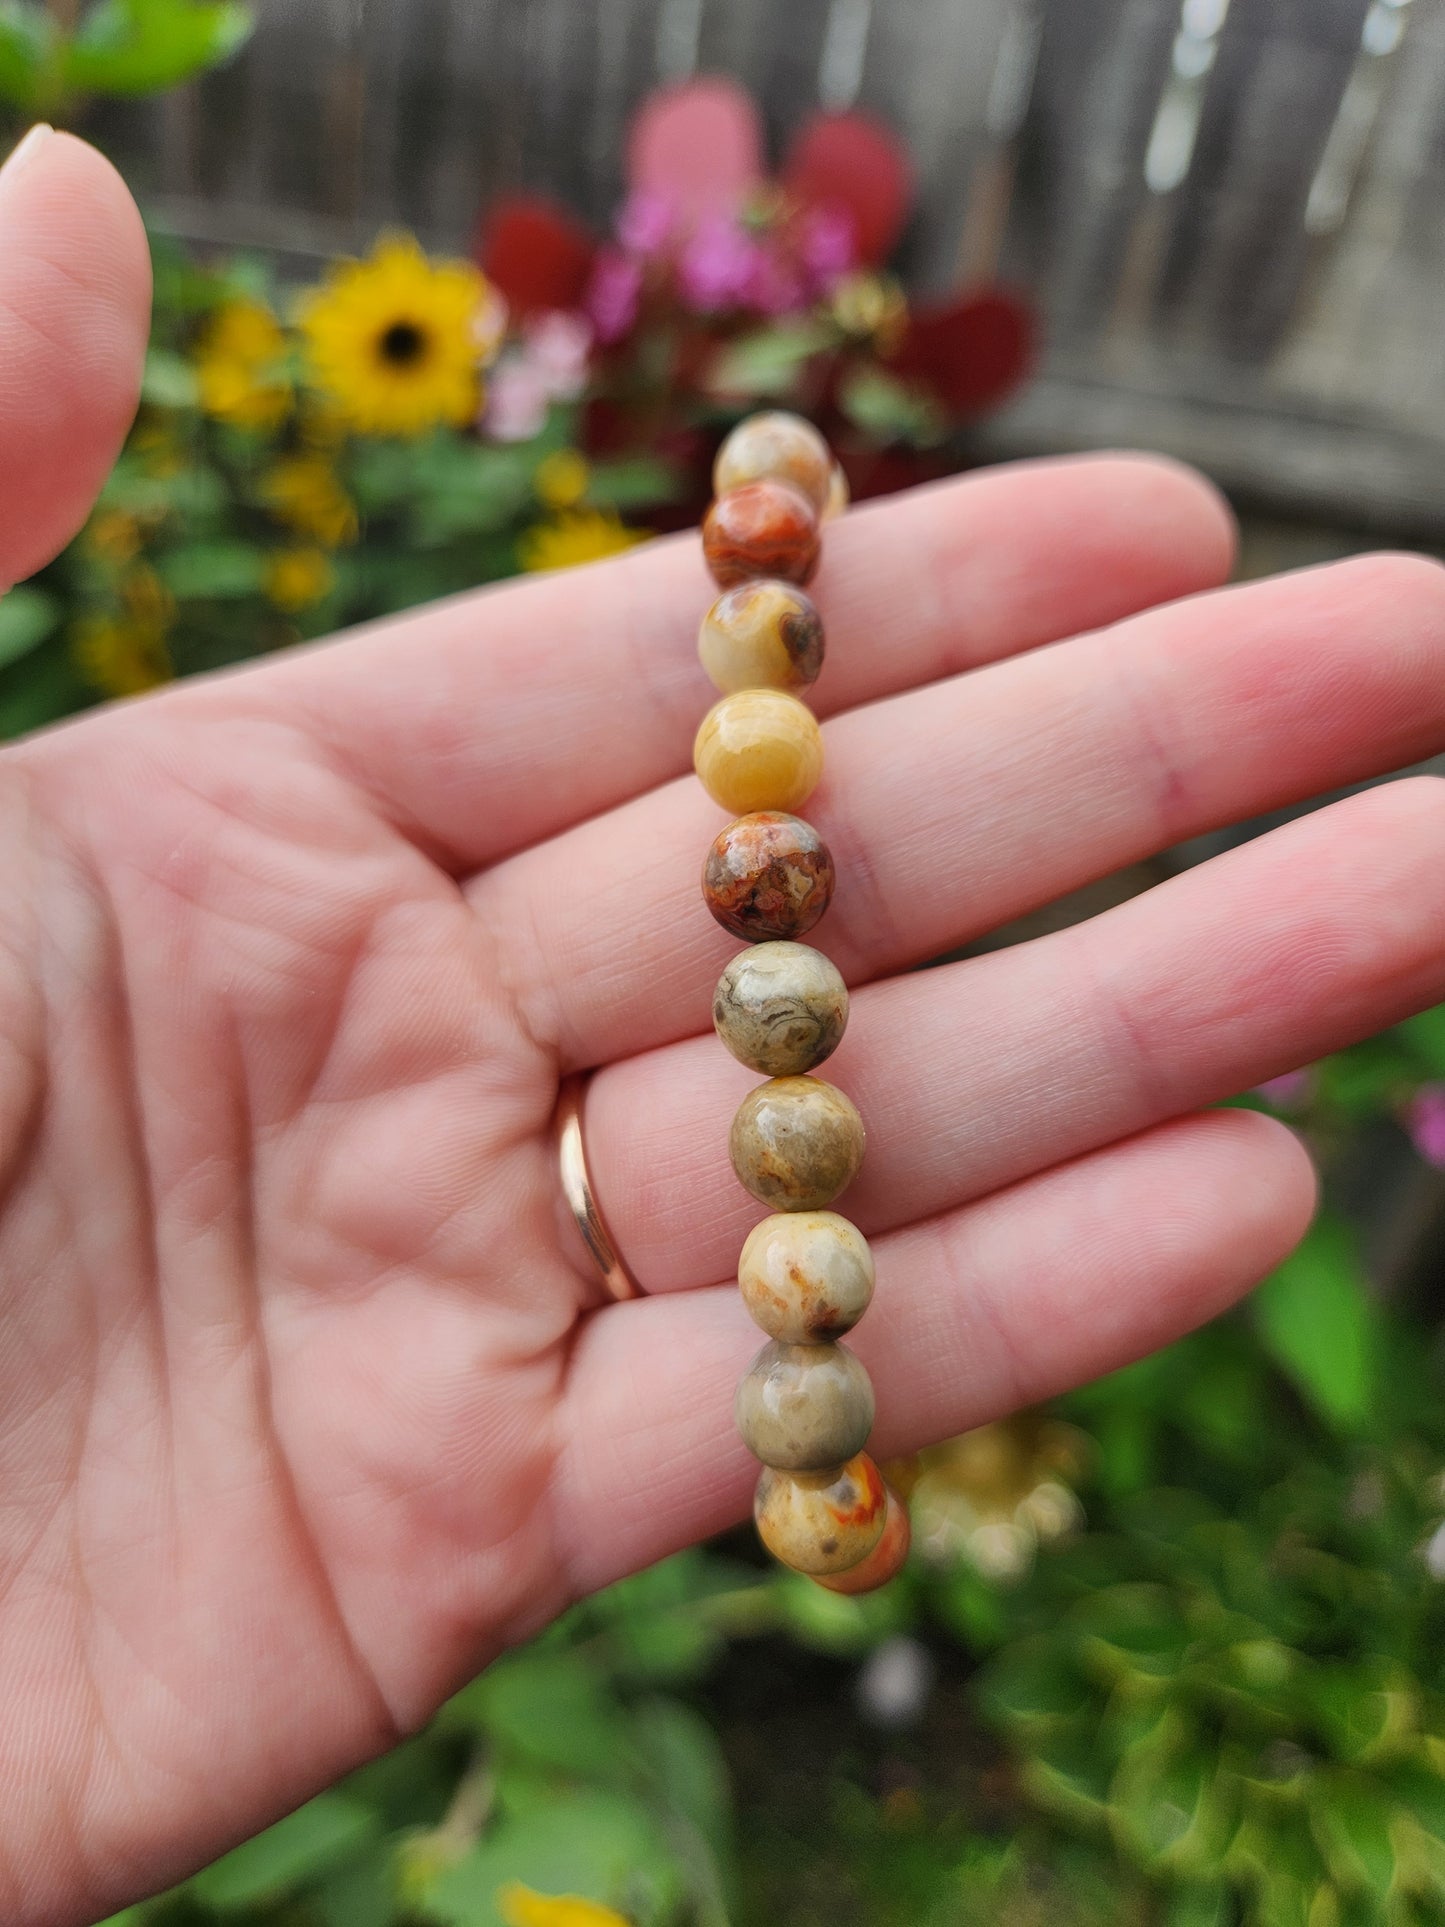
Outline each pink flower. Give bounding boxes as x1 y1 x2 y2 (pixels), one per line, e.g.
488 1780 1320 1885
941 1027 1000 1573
586 248 643 343
678 215 762 311
1254 1068 1314 1110
617 188 676 258
523 310 593 399
1408 1085 1445 1168
484 356 551 442
745 247 806 316
799 206 856 289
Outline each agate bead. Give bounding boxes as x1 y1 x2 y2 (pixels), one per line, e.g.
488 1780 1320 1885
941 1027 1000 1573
702 812 835 942
730 1074 865 1212
698 579 825 694
737 1210 875 1341
713 411 833 514
754 1452 888 1575
735 1338 875 1470
713 941 847 1076
813 1487 910 1594
694 689 823 815
703 480 821 588
823 461 849 522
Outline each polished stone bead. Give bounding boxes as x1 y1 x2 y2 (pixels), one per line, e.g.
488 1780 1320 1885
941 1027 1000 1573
813 1487 910 1593
698 579 824 694
735 1338 874 1470
702 812 835 942
737 1209 874 1341
694 689 823 815
823 461 849 522
713 941 847 1076
714 411 833 514
754 1452 888 1574
730 1074 865 1212
703 480 821 589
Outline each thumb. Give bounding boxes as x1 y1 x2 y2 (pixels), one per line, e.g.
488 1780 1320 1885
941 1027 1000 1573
0 126 152 589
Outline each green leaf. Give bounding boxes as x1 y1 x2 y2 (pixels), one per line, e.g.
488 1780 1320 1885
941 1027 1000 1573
0 6 55 114
64 0 253 98
157 541 265 599
706 323 829 401
441 1650 637 1780
838 365 944 445
188 1791 376 1909
0 585 59 668
1309 1774 1398 1901
1254 1216 1381 1434
583 457 678 512
425 1788 679 1927
141 348 200 410
0 629 86 737
632 1696 732 1864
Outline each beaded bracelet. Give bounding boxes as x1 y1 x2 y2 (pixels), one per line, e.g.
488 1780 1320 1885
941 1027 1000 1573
694 412 910 1596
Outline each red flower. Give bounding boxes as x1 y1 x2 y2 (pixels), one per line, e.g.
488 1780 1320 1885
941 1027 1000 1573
782 111 913 267
890 288 1035 416
475 194 595 317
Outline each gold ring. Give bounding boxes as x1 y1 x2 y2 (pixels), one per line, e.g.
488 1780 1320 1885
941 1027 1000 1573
554 1074 642 1302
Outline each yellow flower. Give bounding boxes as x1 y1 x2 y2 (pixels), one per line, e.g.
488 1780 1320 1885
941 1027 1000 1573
534 449 591 510
496 1883 631 1927
517 509 646 574
261 456 358 548
121 564 176 628
85 510 144 565
296 235 492 437
73 615 172 699
830 271 909 355
131 421 185 478
195 299 292 430
264 547 334 612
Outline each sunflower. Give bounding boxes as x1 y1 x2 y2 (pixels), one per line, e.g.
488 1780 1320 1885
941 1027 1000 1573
261 455 358 548
195 298 292 430
297 236 493 437
516 508 646 574
73 615 173 699
264 547 334 612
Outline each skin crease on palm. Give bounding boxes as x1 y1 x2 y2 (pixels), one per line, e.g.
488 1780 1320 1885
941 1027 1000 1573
7 129 1445 1927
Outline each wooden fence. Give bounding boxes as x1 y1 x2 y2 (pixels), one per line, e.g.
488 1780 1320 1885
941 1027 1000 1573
88 0 1445 535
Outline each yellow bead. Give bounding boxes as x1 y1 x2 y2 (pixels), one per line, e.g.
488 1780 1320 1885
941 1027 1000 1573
693 689 824 815
754 1452 888 1574
698 579 824 694
714 411 833 514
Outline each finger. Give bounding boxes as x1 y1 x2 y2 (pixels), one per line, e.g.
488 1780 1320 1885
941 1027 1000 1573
475 552 1445 1068
554 1108 1314 1593
245 454 1233 865
581 776 1445 1293
0 129 151 589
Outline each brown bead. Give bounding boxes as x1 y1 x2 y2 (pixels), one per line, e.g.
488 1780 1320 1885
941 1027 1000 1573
823 461 849 522
713 411 833 514
693 689 824 815
737 1210 874 1341
813 1487 910 1593
702 812 834 943
714 941 847 1076
730 1074 865 1212
736 1338 875 1470
703 480 821 589
698 579 825 694
754 1452 888 1575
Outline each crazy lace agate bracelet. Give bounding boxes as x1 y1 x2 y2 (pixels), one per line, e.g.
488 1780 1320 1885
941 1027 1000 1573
696 411 910 1595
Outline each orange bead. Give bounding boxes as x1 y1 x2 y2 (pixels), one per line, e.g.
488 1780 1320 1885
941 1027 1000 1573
703 480 821 589
813 1487 911 1593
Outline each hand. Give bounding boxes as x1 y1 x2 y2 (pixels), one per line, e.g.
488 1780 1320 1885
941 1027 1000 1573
5 131 1445 1927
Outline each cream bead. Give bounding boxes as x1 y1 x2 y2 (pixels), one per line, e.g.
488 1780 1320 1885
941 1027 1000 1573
737 1210 874 1341
698 579 824 694
730 1075 865 1212
693 689 823 816
713 941 847 1076
735 1338 875 1470
714 411 833 514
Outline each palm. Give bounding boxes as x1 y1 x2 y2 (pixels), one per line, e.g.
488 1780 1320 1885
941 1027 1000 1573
8 134 1445 1927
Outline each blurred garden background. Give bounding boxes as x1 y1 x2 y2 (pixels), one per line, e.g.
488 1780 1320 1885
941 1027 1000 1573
6 0 1445 1922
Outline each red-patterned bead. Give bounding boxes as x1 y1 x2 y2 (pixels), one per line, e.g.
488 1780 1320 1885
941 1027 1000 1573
702 811 835 942
703 480 821 588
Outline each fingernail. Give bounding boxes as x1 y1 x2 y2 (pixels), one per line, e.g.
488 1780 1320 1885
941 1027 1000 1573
1 124 54 183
